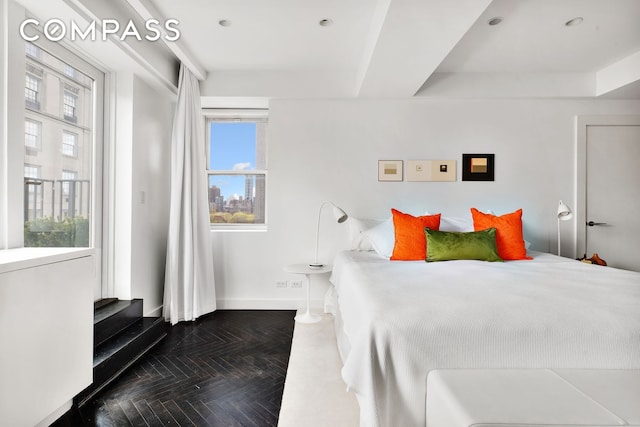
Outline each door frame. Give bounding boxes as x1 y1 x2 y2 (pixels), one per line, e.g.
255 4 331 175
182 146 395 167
576 115 640 259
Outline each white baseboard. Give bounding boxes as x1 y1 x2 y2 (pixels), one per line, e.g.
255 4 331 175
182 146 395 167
145 304 163 317
146 300 323 312
36 400 72 427
216 298 324 310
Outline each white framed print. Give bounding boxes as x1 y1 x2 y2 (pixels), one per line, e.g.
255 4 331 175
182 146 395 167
378 160 403 182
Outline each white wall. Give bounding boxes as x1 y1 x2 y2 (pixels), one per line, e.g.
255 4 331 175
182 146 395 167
131 75 174 315
212 97 640 309
0 250 94 427
112 73 174 315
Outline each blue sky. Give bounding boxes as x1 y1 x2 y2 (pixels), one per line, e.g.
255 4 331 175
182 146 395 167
208 122 256 199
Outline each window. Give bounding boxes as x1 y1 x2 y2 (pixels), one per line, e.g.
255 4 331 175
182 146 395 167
24 164 40 181
23 165 42 221
61 170 77 195
63 91 77 122
62 131 77 157
24 119 42 150
63 64 78 80
20 39 102 249
25 73 41 109
205 112 268 228
25 42 41 59
24 164 39 199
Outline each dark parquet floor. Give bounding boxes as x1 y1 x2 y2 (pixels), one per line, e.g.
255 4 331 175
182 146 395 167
54 310 295 427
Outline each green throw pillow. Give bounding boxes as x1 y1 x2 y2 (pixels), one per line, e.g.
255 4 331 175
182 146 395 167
425 227 503 262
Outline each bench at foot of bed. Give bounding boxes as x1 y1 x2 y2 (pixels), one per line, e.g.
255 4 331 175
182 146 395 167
426 369 640 427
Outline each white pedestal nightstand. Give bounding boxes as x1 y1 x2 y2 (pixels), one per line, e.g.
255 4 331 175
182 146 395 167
283 263 332 324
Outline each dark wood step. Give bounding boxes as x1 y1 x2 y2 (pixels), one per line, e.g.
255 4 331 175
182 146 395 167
93 298 118 310
93 298 143 348
76 316 167 407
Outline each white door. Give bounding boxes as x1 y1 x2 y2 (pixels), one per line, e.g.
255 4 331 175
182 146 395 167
583 122 640 272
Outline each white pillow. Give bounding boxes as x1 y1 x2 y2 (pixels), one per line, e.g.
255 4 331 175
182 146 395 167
347 217 386 251
362 217 395 258
439 216 474 232
424 211 474 233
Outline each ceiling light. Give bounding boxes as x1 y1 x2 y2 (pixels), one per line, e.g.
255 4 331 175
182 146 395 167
319 19 333 27
565 17 583 27
487 17 503 26
218 19 231 27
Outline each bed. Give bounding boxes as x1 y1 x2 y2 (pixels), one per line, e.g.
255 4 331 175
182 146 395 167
328 249 640 427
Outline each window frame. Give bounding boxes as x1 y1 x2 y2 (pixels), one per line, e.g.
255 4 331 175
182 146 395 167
62 130 78 157
25 42 41 60
61 169 78 196
24 163 41 180
62 90 78 122
25 72 41 110
23 164 42 218
63 64 78 80
203 109 268 232
2 24 106 269
24 118 42 150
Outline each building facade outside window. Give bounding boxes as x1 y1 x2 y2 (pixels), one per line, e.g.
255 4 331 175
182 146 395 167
22 39 99 248
205 111 268 229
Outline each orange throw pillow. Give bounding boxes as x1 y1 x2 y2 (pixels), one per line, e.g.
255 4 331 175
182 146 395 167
390 209 441 261
470 208 530 260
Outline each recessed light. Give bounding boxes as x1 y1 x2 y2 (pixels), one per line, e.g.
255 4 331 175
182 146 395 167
487 17 503 26
565 17 583 27
218 19 231 27
319 19 333 27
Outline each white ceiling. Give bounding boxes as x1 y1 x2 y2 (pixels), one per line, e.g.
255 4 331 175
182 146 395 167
437 0 640 73
145 0 640 99
150 0 378 72
20 0 640 99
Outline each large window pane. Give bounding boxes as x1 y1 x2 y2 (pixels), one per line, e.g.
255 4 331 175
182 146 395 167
23 43 93 247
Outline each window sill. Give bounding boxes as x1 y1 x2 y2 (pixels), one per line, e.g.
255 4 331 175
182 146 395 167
0 247 95 274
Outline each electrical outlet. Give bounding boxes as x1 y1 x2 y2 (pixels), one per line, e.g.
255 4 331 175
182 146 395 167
290 280 303 288
276 280 288 288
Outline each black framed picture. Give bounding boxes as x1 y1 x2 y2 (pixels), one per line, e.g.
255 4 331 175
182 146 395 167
462 154 494 181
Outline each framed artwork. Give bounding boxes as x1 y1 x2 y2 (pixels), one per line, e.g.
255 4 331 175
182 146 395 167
378 160 403 182
462 154 494 181
406 160 456 182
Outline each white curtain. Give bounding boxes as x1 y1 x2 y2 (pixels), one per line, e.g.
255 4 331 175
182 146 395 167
163 63 216 325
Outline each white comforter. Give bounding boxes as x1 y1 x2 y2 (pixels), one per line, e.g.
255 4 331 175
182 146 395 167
329 251 640 427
